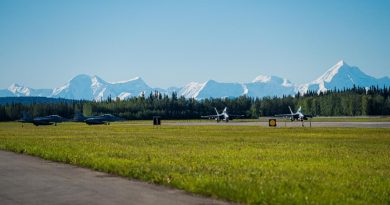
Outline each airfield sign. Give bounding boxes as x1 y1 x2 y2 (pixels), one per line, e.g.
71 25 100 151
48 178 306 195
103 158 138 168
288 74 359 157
153 116 161 125
269 119 277 127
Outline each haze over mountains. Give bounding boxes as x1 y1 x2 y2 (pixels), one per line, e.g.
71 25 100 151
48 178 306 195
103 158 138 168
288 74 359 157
1 61 390 100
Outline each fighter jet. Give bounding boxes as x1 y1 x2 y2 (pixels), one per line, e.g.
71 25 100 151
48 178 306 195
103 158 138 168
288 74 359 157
201 107 244 122
85 114 124 125
18 112 68 126
275 106 313 121
75 113 124 125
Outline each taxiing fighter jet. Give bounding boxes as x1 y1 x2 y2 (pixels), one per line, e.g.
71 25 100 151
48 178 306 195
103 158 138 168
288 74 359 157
275 106 313 121
201 107 244 122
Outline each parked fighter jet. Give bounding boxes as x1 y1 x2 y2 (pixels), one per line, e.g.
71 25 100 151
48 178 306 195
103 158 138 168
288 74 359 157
275 106 313 121
72 112 124 125
201 107 244 122
84 114 124 125
18 112 68 126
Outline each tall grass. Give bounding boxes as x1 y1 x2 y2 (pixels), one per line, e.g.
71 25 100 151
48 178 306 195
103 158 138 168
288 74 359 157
0 122 389 204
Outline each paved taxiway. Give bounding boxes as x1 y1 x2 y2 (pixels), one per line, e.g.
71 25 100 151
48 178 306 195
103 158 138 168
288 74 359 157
0 151 231 205
163 121 390 128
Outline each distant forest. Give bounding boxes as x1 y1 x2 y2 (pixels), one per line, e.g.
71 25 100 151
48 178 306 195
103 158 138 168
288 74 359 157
1 85 390 121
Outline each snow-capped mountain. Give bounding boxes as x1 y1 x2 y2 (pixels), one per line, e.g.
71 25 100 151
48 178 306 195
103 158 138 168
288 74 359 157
52 74 97 100
177 82 205 98
7 83 52 97
178 76 296 99
298 60 390 94
178 80 245 99
177 61 390 98
245 75 295 98
1 60 389 100
52 75 155 100
0 75 156 100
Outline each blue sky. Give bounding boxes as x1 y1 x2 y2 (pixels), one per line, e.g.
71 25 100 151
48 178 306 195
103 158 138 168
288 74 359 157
0 0 389 89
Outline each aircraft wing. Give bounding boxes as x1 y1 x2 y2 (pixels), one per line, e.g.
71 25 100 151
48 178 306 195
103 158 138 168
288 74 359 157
201 115 220 119
304 114 314 118
275 114 297 118
229 114 245 118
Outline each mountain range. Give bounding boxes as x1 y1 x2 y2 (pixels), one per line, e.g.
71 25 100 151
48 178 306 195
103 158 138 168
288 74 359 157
1 60 389 100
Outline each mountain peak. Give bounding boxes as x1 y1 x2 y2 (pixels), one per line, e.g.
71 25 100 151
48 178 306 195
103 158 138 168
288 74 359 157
9 83 22 89
69 74 92 83
131 76 143 82
73 74 91 78
336 60 346 66
252 75 292 87
253 75 271 83
91 75 102 79
299 60 384 94
8 83 31 95
112 76 144 84
91 75 107 84
204 79 217 84
315 60 352 83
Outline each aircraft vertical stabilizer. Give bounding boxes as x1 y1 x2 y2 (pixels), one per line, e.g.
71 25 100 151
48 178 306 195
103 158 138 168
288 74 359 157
223 107 227 114
214 108 220 115
288 106 293 115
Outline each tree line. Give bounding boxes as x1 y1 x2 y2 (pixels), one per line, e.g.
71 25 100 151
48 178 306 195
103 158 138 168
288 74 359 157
0 85 389 121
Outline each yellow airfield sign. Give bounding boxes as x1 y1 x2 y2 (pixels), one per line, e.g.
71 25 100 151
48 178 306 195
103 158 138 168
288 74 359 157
269 119 277 127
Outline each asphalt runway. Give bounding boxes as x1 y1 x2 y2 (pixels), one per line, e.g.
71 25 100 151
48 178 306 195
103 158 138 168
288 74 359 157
163 121 390 128
0 151 231 205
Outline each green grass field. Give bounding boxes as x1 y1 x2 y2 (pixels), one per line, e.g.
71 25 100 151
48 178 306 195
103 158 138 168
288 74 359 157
257 117 390 122
125 117 390 123
0 122 389 204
